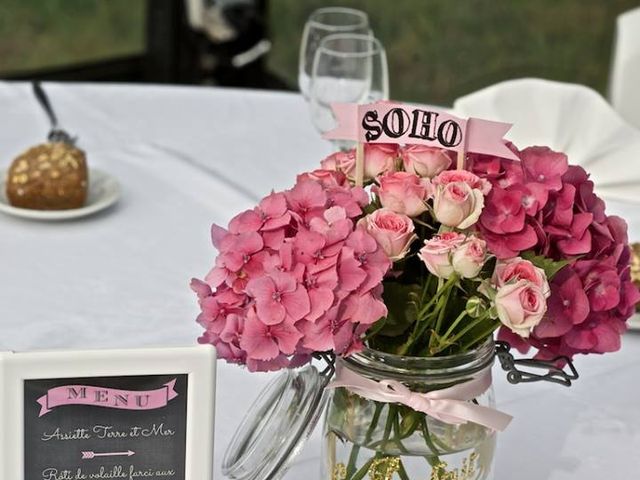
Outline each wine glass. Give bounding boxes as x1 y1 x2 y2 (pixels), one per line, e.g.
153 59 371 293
309 33 389 144
299 7 370 99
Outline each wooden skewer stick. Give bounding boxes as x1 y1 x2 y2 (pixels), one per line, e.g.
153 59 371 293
355 142 365 187
456 149 465 170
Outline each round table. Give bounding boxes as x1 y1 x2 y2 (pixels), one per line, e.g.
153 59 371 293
1 82 639 480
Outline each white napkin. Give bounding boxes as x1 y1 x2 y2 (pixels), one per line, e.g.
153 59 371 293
454 78 640 203
610 7 640 129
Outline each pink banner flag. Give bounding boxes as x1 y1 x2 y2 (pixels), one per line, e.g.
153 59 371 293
37 379 178 417
323 101 519 161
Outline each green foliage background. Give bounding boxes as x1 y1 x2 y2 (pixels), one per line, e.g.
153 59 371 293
267 0 638 104
0 0 637 105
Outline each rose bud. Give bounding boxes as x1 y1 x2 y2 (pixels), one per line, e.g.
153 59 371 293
358 209 417 261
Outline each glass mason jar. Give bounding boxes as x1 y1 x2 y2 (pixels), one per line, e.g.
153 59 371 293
322 340 497 480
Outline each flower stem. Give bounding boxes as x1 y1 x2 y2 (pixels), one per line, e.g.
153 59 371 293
364 402 384 445
350 456 375 480
399 276 458 356
417 275 457 320
459 319 501 351
345 445 361 479
397 459 411 480
420 417 441 458
440 310 469 340
433 285 453 335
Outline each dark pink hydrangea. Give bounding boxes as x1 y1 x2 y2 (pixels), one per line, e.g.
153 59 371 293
471 146 640 359
192 172 390 372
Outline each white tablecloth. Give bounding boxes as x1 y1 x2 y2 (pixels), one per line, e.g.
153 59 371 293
1 82 639 480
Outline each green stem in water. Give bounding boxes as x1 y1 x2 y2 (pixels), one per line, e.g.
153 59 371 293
346 402 384 478
345 445 360 479
391 410 409 454
350 456 375 480
420 417 441 459
397 459 411 480
364 402 384 446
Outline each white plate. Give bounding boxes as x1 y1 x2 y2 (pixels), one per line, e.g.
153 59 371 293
0 168 120 221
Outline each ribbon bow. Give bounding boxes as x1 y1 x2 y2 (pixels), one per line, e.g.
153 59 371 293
327 365 512 432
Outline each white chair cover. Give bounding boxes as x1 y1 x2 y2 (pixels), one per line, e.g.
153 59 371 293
609 7 640 129
454 78 640 203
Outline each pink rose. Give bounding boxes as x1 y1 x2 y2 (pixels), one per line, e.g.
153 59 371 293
375 172 433 217
451 236 487 278
492 258 550 297
418 232 466 278
358 208 417 261
495 280 547 337
364 144 398 180
297 169 348 188
432 170 490 229
401 145 452 178
321 150 356 178
320 145 397 182
434 170 492 194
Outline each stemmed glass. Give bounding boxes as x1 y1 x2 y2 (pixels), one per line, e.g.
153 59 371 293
308 33 389 145
299 7 370 99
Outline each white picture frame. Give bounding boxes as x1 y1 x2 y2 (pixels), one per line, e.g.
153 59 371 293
0 344 216 479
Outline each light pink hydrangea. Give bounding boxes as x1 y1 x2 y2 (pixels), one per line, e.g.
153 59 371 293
193 171 390 371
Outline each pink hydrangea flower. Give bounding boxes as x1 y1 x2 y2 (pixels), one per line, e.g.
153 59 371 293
470 146 640 358
193 170 390 372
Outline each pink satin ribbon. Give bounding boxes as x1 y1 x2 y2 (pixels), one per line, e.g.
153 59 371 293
327 365 512 431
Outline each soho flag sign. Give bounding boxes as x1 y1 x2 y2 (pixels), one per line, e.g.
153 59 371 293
323 101 520 161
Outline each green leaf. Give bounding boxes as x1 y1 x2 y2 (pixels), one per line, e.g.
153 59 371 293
521 251 571 280
377 282 422 337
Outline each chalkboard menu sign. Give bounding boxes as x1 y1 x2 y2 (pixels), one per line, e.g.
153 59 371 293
25 374 188 479
0 346 215 480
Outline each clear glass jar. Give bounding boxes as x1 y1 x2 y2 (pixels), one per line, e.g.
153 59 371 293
322 340 497 480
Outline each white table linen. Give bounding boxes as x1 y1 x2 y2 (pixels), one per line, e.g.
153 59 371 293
1 82 639 480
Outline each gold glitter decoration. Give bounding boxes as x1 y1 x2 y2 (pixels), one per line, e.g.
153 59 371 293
331 463 347 480
368 456 400 480
429 452 479 480
6 142 88 210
